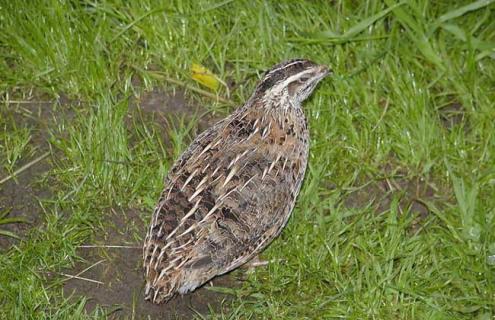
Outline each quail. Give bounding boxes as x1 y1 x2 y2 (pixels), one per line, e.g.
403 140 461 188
143 59 330 303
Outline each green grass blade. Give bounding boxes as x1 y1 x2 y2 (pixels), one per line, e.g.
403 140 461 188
385 0 444 67
0 230 21 239
0 217 28 225
441 23 468 41
342 2 405 39
437 0 495 24
300 2 404 42
442 23 495 49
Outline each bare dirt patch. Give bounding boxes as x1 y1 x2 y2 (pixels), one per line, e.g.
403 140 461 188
0 96 74 249
63 207 238 319
343 162 449 231
129 87 222 133
436 97 467 131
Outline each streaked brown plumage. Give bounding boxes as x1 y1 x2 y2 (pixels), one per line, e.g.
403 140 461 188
143 59 330 303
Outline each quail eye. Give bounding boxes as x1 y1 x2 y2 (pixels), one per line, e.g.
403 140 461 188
299 76 310 82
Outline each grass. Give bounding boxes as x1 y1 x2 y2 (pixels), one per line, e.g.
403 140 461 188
0 0 494 318
0 122 33 175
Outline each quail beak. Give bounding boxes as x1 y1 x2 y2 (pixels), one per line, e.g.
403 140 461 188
317 65 331 78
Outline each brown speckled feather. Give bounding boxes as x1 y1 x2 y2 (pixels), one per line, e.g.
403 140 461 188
143 59 330 303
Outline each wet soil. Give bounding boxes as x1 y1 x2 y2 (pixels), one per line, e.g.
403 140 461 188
435 96 468 131
129 87 221 133
342 162 449 232
63 207 238 319
0 96 72 249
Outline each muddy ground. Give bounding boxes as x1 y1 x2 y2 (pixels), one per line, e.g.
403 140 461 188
0 97 63 249
62 207 238 319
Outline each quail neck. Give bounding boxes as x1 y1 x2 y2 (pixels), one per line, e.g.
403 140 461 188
143 59 330 304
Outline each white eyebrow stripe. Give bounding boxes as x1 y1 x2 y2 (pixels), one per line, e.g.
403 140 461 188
267 60 305 75
270 69 315 93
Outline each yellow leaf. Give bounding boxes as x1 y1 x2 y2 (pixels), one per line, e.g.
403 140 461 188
191 63 220 91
